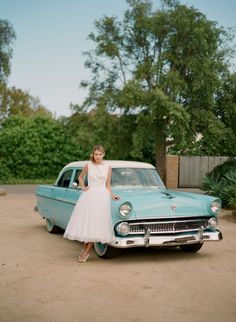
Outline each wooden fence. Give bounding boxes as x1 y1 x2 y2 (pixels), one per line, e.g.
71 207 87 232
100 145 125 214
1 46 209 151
178 156 230 188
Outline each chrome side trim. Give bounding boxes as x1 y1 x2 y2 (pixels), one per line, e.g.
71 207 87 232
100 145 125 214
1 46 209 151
36 194 77 205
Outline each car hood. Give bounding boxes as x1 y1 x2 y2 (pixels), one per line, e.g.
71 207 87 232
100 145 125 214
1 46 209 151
113 187 207 219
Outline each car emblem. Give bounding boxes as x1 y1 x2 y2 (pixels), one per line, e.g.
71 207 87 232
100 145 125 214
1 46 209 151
171 204 177 211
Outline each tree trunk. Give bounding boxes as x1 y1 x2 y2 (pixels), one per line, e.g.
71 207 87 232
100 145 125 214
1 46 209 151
155 125 166 184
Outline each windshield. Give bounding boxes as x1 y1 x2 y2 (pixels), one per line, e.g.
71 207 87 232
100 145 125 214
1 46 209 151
111 168 165 188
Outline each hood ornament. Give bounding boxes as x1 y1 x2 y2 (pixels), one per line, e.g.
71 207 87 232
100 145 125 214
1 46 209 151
171 204 177 211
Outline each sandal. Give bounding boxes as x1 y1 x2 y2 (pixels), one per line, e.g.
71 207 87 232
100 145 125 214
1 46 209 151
78 252 90 263
78 249 85 259
79 249 86 256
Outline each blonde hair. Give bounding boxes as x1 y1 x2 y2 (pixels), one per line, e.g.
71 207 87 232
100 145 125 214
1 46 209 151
90 144 105 163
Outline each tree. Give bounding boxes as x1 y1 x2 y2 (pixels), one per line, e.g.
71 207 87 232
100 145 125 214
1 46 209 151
0 19 16 80
68 103 136 160
80 0 233 182
0 81 51 122
0 20 51 122
214 72 236 155
170 71 236 156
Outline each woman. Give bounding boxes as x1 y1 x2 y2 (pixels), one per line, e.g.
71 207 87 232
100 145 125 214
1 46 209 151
63 145 120 262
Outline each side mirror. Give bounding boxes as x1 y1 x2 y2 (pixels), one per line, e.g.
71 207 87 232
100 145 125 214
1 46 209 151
72 182 82 190
72 182 78 188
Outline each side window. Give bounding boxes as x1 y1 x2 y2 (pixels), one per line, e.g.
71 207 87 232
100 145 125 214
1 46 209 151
72 168 88 187
73 169 82 185
57 170 73 188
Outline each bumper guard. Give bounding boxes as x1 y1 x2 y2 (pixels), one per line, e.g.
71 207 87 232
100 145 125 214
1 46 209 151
110 228 223 249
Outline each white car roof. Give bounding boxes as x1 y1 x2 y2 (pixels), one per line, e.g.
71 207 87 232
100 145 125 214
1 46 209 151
63 160 155 170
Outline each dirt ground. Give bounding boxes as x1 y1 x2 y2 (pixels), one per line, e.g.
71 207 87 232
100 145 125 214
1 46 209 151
0 185 236 322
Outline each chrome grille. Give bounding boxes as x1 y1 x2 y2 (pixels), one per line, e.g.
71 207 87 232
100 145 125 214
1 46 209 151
128 219 208 235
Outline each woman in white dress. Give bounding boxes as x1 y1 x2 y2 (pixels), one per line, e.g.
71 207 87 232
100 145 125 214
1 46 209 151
63 145 120 262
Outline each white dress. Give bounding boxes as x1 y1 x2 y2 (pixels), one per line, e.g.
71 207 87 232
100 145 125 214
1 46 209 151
63 161 115 243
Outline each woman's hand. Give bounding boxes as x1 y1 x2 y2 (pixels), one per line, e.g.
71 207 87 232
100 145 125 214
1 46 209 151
112 194 120 201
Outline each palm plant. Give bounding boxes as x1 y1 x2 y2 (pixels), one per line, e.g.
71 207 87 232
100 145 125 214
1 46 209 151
201 159 236 209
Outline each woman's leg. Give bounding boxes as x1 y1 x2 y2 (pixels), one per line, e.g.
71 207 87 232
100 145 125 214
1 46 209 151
84 242 93 254
79 242 87 257
82 242 88 251
78 242 93 262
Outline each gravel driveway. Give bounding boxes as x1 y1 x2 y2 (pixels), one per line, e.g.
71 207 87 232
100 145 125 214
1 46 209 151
0 185 236 322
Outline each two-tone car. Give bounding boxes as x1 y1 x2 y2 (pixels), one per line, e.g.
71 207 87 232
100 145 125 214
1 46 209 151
35 160 223 258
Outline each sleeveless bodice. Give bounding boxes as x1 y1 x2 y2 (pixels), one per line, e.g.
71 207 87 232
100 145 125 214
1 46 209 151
88 161 109 188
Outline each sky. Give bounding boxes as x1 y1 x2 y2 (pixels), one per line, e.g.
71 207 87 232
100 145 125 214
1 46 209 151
0 0 236 117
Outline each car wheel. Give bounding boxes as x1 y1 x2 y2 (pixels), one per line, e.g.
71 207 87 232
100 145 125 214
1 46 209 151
94 242 119 259
180 242 203 253
46 218 62 234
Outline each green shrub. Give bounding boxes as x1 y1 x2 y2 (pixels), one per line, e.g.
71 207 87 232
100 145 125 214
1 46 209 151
201 159 236 209
0 115 82 181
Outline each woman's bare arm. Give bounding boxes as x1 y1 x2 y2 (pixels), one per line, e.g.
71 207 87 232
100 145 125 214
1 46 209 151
107 166 120 200
79 164 88 191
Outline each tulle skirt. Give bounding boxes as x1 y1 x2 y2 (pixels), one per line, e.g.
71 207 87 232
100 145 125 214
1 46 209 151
63 187 115 243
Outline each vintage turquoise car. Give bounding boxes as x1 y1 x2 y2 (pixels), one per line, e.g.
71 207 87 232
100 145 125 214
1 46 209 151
35 160 223 258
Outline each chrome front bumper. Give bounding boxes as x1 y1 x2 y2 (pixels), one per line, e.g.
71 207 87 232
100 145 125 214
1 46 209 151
110 229 223 249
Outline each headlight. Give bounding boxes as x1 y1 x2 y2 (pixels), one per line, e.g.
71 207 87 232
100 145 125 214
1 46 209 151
210 200 221 213
208 217 218 229
116 222 130 236
119 202 132 217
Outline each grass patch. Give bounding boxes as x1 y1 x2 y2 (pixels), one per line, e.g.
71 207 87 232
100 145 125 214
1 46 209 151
0 178 56 184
